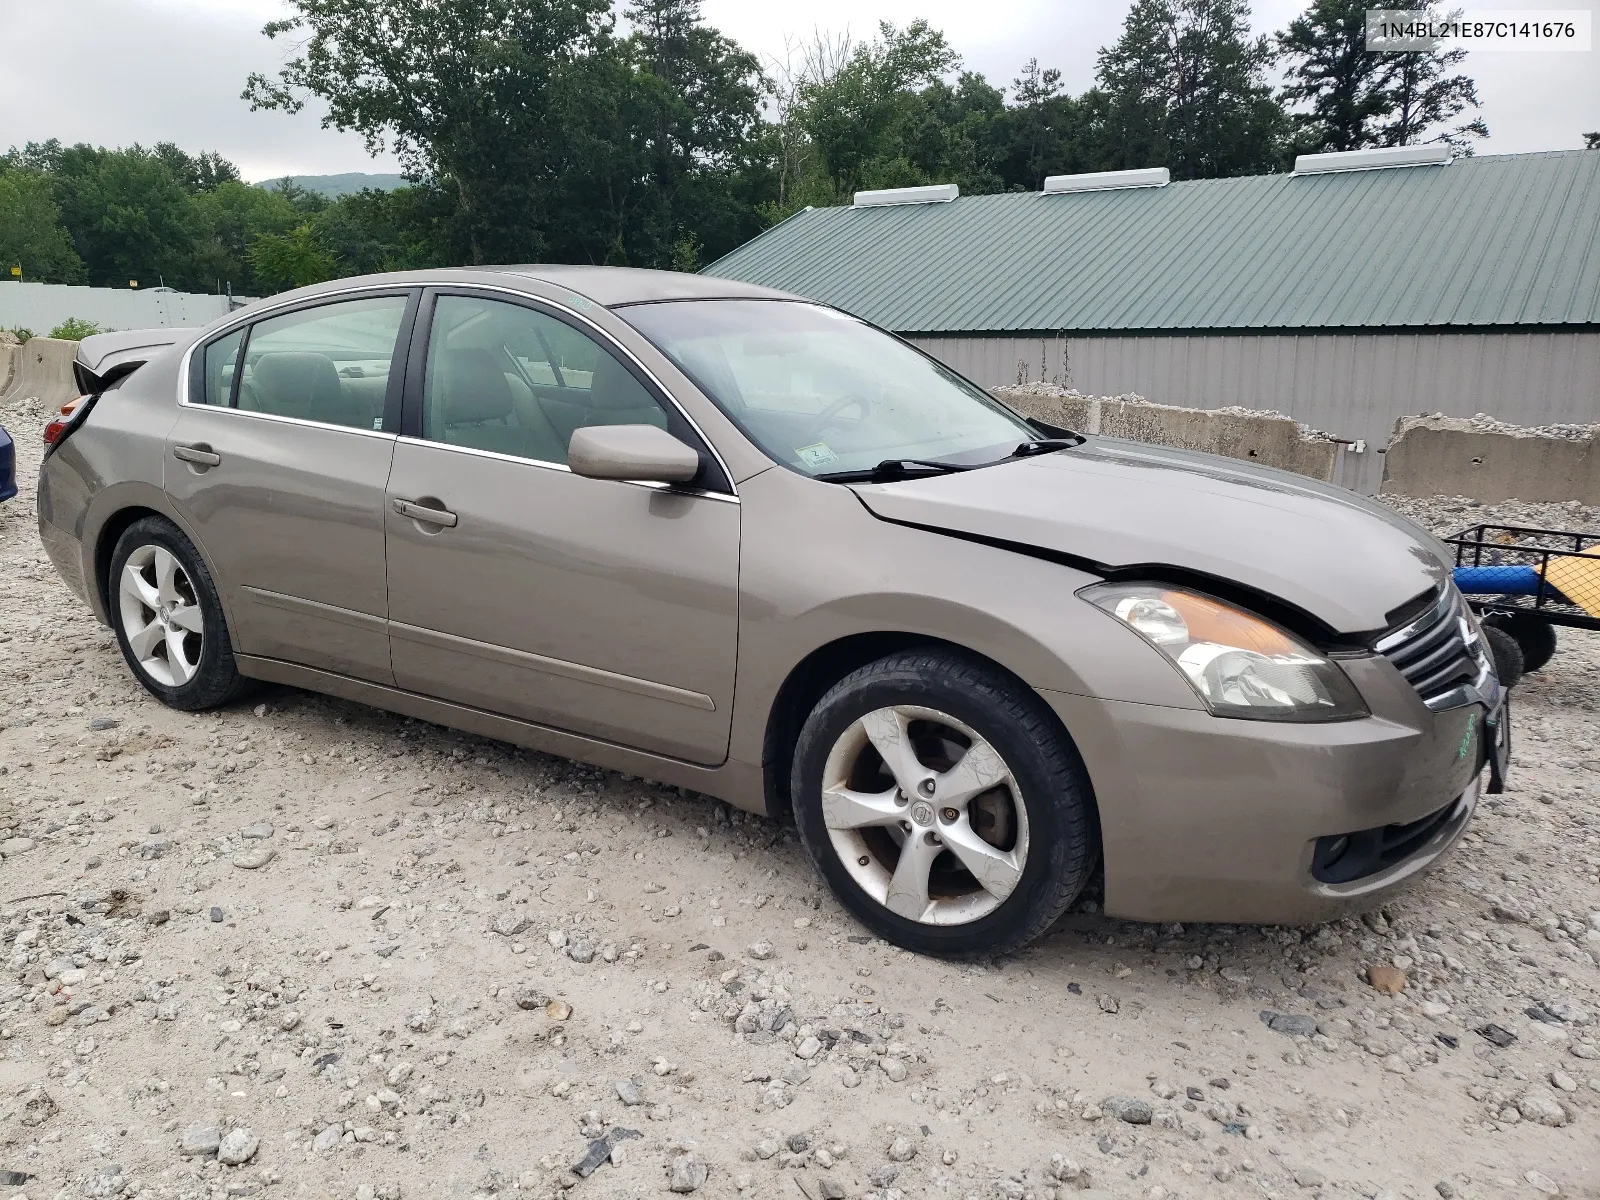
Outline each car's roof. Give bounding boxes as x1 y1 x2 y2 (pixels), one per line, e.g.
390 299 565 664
502 265 801 307
252 265 802 314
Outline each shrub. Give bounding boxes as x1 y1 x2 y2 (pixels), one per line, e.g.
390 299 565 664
2 327 33 343
49 317 103 341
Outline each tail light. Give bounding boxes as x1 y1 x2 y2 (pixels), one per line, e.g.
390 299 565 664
43 397 87 446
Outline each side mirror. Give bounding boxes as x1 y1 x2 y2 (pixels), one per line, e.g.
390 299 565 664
568 424 701 484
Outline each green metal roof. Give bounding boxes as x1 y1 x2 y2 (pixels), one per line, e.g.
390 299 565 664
705 150 1600 334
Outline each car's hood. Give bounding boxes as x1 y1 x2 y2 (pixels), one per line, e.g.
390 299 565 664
852 436 1450 635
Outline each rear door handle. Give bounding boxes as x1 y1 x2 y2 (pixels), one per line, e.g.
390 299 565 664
172 443 222 467
393 498 458 527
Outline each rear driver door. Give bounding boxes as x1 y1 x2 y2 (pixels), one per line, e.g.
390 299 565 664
165 291 416 683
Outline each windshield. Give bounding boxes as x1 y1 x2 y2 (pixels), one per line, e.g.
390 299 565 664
619 299 1037 477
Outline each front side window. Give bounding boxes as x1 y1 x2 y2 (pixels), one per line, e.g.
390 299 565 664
235 296 407 431
620 300 1036 476
421 295 668 465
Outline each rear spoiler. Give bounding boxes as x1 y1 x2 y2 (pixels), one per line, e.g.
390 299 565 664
73 327 197 393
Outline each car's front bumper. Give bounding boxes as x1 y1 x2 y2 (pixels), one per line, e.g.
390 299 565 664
1046 654 1498 925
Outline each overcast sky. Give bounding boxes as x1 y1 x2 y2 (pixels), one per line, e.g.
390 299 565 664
2 0 1595 180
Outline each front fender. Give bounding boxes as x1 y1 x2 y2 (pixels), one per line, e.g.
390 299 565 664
728 469 1202 771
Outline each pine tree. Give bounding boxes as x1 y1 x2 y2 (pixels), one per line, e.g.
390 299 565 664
1374 36 1487 150
1278 0 1487 152
1096 0 1288 179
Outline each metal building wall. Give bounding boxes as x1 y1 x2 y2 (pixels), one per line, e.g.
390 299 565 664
910 329 1600 493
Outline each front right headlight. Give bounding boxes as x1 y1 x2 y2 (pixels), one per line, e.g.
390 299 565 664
1081 582 1368 722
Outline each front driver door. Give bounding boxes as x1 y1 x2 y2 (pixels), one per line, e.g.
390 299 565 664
383 291 740 765
165 292 414 683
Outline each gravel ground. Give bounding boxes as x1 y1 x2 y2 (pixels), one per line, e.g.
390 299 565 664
2 399 1597 1200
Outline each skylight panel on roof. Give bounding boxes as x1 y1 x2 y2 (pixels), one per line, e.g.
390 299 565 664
1042 168 1169 194
1293 145 1452 175
852 184 959 207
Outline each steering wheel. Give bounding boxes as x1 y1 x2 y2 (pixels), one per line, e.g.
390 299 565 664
801 392 872 441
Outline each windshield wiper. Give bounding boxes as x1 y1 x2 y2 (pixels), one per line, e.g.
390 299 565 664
817 458 976 483
1010 436 1085 457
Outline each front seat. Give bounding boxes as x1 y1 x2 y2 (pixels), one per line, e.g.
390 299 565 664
434 348 564 462
541 351 668 448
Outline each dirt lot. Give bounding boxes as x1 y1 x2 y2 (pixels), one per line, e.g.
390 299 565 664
2 396 1597 1200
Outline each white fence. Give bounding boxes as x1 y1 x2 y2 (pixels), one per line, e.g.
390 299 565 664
0 282 252 334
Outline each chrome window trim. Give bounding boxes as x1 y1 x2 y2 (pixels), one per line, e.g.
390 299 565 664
175 404 398 441
415 282 739 498
393 435 739 504
177 277 738 494
177 283 417 425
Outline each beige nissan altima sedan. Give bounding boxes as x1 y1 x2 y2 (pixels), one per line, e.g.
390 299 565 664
36 266 1508 955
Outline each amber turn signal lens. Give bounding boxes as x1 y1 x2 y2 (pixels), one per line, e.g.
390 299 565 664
43 396 86 446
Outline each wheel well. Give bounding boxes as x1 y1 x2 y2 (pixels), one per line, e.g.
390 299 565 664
760 633 1091 828
93 506 163 616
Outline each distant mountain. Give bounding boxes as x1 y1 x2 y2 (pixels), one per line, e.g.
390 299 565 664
254 172 411 198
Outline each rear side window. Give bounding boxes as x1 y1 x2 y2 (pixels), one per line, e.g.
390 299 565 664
238 296 408 431
198 328 245 407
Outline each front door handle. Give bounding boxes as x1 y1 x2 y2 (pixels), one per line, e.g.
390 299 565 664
393 497 458 528
172 443 222 467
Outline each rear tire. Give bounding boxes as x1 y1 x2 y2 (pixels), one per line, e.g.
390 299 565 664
108 516 253 711
790 648 1097 957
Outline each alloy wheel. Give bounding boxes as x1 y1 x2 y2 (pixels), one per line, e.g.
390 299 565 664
820 705 1030 926
118 544 205 687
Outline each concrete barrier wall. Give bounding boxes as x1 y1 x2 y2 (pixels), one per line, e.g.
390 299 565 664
6 344 1585 503
0 342 17 398
993 384 1342 482
916 328 1600 495
0 338 81 409
1381 415 1600 505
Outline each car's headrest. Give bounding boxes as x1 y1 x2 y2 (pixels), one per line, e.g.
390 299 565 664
252 352 343 418
437 348 513 424
587 351 648 411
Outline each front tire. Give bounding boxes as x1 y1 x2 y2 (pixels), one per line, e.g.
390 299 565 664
791 649 1097 956
109 516 253 711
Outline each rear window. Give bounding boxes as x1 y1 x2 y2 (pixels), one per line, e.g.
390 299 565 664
197 328 245 407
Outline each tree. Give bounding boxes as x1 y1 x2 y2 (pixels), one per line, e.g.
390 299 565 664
244 0 616 264
42 143 201 288
313 185 459 276
605 0 767 265
1279 0 1487 152
1586 132 1600 150
1372 32 1487 149
1096 0 1289 179
0 168 87 284
1278 0 1387 151
188 180 308 295
248 223 338 291
152 143 242 193
994 59 1101 190
796 21 961 198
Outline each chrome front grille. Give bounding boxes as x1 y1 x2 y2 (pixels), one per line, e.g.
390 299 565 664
1375 585 1494 710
